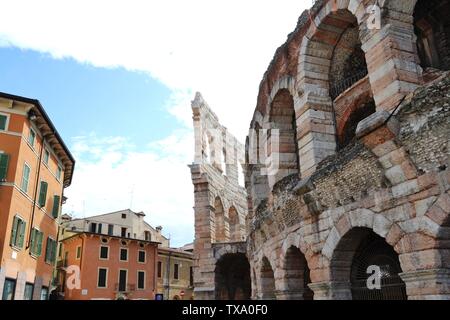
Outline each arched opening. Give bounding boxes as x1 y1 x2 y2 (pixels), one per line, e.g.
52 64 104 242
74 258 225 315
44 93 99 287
414 0 450 71
214 197 227 243
268 89 299 184
215 253 251 300
228 207 241 242
338 98 376 148
331 227 407 300
283 246 314 300
329 10 369 99
260 257 276 300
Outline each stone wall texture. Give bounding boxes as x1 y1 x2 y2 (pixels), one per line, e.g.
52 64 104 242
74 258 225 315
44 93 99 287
192 0 450 300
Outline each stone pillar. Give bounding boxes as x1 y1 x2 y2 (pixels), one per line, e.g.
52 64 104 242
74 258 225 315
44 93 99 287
33 277 43 300
308 281 352 300
400 269 450 300
13 272 27 300
275 289 305 300
295 93 336 178
361 11 422 111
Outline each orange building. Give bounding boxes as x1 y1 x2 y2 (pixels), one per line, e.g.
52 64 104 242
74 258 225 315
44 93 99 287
0 92 75 300
60 232 159 300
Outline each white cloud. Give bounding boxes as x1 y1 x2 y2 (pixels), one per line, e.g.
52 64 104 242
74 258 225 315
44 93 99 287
0 0 310 138
65 131 195 247
0 0 311 247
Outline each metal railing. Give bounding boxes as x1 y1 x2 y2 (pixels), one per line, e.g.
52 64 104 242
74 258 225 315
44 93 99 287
351 276 407 300
330 69 368 99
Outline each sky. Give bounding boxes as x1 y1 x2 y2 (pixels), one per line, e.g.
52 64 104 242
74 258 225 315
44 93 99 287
0 0 310 247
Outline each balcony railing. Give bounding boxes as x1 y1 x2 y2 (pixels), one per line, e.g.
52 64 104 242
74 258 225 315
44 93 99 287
114 283 136 293
330 69 368 100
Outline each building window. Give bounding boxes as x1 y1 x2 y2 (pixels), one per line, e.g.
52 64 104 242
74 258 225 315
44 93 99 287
118 270 127 292
51 195 61 219
2 279 16 300
56 165 62 181
10 215 26 249
97 223 103 234
144 231 151 241
121 227 127 238
76 246 82 260
20 163 31 193
0 153 10 181
120 248 128 261
28 129 36 147
0 114 8 131
138 250 146 263
90 223 97 233
29 228 44 257
137 271 145 290
108 224 114 236
100 246 109 260
174 264 179 280
98 268 108 288
38 181 48 207
44 237 57 264
43 149 50 165
190 266 194 287
121 213 127 219
157 261 162 278
24 283 34 300
40 287 49 300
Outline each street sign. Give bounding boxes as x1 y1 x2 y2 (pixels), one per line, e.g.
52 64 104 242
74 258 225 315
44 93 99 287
155 294 164 301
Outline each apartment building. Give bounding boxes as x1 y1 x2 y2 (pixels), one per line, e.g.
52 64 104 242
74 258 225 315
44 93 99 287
61 209 169 247
0 92 75 300
59 232 158 300
56 209 167 300
157 244 194 300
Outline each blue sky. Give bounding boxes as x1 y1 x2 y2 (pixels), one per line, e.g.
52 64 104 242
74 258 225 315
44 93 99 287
0 0 309 247
0 47 176 145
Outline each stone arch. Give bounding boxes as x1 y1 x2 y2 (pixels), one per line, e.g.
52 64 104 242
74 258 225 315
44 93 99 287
322 209 408 260
278 244 314 300
267 88 299 188
213 197 227 243
259 256 276 300
328 226 407 300
413 0 450 71
215 253 251 300
295 3 371 176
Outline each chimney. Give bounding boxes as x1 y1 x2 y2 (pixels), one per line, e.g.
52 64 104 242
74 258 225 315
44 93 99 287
156 226 162 233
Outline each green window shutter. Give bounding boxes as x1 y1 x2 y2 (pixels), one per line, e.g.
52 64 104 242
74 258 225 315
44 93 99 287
17 220 26 248
0 115 6 130
52 240 57 263
45 238 51 263
9 216 19 247
37 231 43 256
30 229 36 255
38 182 48 207
52 195 61 218
0 154 9 181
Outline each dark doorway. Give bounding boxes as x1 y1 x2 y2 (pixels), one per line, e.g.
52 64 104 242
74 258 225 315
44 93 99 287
215 253 251 300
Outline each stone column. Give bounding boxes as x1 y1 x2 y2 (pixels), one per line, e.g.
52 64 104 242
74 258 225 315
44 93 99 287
13 272 27 300
295 93 336 178
33 277 43 300
361 10 422 111
308 281 352 300
275 289 305 300
400 269 450 300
